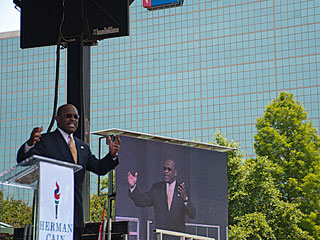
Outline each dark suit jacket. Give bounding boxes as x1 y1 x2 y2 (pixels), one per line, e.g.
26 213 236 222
17 129 119 228
129 181 196 233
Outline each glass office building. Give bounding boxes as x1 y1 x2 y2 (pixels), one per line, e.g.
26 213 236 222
1 0 320 207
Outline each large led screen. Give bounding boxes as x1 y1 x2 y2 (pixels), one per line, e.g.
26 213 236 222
115 136 228 240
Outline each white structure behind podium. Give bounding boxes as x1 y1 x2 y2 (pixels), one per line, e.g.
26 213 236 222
0 155 82 240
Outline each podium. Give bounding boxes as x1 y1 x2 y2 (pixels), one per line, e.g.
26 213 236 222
0 155 82 240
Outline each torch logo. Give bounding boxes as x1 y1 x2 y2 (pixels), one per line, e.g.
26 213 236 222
54 181 60 219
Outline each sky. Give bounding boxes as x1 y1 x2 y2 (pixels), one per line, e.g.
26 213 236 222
0 0 20 33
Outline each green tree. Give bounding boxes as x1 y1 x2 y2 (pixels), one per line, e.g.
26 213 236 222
254 92 320 201
90 193 108 222
254 92 320 238
299 171 320 238
212 130 245 225
0 190 32 228
228 212 276 240
213 131 313 239
89 174 114 222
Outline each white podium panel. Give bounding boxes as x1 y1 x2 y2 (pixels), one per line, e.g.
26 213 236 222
0 155 82 240
38 161 74 240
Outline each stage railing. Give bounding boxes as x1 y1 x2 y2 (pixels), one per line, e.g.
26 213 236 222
153 229 215 240
115 216 140 239
115 216 221 240
186 223 220 240
148 220 219 240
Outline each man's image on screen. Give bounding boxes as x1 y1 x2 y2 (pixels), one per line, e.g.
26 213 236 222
127 158 196 238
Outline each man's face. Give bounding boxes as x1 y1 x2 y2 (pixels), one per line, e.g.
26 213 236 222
163 159 177 184
56 105 79 134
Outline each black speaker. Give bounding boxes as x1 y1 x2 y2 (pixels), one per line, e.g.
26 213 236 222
82 221 129 240
20 0 129 49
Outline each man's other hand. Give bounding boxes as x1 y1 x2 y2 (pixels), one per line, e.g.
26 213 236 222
127 171 138 188
178 182 188 202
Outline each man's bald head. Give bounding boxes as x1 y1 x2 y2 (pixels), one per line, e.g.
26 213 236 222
163 159 178 184
55 104 79 134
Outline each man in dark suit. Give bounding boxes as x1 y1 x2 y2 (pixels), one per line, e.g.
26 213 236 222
127 159 196 238
17 104 121 240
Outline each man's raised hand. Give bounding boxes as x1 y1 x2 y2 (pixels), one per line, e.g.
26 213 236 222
27 126 43 146
108 135 121 158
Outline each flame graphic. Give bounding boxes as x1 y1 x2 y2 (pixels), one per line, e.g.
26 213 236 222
54 181 60 219
54 181 60 202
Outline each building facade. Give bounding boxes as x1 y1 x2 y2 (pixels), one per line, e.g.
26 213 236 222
1 0 320 207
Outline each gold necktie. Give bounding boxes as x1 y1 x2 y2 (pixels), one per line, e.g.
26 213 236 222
69 135 77 164
167 184 173 211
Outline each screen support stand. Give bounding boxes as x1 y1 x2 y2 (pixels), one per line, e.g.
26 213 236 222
67 32 91 222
